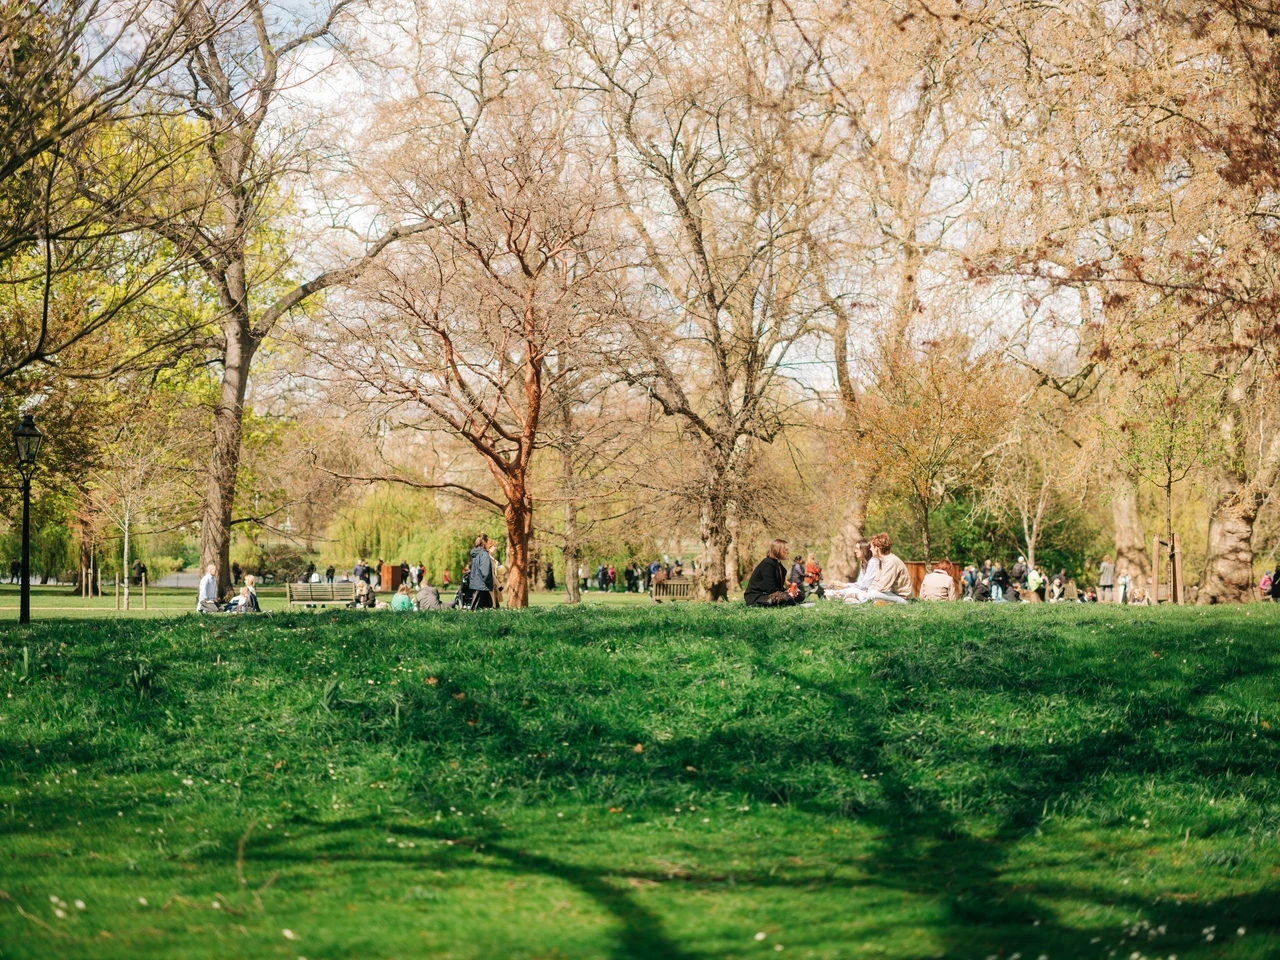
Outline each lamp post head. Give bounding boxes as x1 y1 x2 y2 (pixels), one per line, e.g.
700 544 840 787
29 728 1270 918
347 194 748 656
13 414 43 474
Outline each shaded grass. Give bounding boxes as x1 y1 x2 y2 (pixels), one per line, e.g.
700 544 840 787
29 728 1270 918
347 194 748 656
0 583 650 618
0 603 1277 958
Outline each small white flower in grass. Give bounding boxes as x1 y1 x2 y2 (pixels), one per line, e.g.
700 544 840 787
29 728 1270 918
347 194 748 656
211 901 221 909
1238 928 1246 936
74 900 85 910
755 932 767 941
182 779 193 787
54 908 66 918
283 928 299 940
49 896 59 904
138 897 148 906
774 946 784 952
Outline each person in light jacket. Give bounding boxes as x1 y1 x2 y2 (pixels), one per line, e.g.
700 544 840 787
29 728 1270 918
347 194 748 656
468 535 496 609
918 561 957 601
859 533 911 604
1098 555 1116 603
826 540 879 603
197 564 220 613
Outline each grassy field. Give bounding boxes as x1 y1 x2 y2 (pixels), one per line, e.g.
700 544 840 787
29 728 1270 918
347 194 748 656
0 583 650 618
0 603 1277 959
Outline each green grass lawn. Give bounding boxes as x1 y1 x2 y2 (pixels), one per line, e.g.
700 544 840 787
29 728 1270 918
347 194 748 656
0 583 650 618
0 603 1277 959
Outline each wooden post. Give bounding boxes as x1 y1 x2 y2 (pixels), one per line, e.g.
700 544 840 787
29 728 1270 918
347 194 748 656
142 572 148 610
115 573 120 610
1173 534 1185 605
1151 535 1161 603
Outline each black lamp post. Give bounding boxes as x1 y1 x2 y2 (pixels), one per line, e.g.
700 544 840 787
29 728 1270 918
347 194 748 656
13 415 44 625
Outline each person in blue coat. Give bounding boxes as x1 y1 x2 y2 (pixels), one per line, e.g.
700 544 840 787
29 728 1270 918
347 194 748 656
468 535 496 609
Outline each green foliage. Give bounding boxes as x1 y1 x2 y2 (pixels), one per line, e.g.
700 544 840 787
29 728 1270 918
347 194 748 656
325 485 481 582
0 606 1277 958
870 494 1104 579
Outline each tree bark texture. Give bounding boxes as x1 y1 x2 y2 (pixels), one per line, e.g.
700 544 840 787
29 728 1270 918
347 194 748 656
503 493 533 609
200 322 256 599
1110 470 1150 581
827 476 870 581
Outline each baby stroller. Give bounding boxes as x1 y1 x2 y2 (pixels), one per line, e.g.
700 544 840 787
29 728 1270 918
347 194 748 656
451 580 475 609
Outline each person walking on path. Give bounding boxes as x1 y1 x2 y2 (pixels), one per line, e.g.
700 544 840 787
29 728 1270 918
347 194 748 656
325 564 335 584
468 536 496 609
744 539 799 607
197 564 220 613
1098 555 1116 603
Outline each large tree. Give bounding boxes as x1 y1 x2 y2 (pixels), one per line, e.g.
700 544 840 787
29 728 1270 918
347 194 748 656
562 0 831 599
137 0 429 596
323 14 612 607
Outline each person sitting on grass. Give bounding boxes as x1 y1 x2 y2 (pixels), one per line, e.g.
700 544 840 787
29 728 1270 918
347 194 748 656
415 577 442 611
825 540 878 603
918 561 957 601
354 579 376 609
858 533 912 604
224 574 260 612
392 582 414 611
788 554 806 598
744 538 799 607
197 564 220 613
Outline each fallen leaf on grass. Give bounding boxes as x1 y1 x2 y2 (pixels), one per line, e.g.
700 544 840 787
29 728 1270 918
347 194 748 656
633 744 644 754
425 677 438 686
626 877 659 889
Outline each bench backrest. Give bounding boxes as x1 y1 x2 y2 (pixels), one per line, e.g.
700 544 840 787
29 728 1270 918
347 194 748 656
287 582 356 601
652 577 696 599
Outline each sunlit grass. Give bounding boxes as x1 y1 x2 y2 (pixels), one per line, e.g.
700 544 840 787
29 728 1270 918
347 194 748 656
0 603 1277 958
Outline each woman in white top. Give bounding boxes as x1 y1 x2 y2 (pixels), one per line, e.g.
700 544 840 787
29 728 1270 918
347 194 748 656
826 540 880 603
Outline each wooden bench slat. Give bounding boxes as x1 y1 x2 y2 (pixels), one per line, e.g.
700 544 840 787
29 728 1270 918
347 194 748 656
286 582 357 606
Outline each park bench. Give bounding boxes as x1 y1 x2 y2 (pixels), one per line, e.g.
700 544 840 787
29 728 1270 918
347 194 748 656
286 581 356 607
651 576 697 601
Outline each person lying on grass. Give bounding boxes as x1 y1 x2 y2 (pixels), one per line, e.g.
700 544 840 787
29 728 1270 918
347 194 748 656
857 533 912 604
744 538 799 607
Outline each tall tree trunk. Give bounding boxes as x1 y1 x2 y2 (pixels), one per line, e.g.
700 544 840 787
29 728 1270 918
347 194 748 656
201 322 256 599
697 481 731 602
1198 466 1257 603
503 490 533 609
828 475 871 580
1111 469 1150 581
725 497 741 596
1197 383 1280 604
561 453 581 606
919 501 932 565
122 510 130 611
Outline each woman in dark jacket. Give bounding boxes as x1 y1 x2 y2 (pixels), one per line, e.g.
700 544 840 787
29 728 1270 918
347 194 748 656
745 539 798 607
